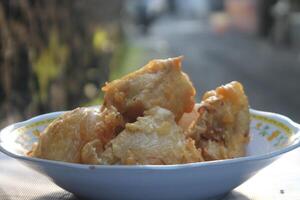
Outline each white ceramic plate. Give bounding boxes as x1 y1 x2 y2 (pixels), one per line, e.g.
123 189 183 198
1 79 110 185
1 107 300 200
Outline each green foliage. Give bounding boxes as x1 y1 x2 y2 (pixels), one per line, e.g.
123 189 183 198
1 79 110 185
93 28 110 51
33 30 69 102
109 41 146 81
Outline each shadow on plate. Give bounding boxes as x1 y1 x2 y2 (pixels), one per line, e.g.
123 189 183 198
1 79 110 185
31 192 79 200
30 190 250 200
222 191 251 200
0 188 11 200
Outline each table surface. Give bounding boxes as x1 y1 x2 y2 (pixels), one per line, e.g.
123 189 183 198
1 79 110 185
1 148 300 200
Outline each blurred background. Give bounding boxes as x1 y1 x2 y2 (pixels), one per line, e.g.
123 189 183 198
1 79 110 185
1 0 300 128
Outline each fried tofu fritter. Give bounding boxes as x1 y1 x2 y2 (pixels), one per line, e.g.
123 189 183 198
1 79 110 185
30 106 124 164
102 56 196 122
187 81 250 161
100 107 204 165
29 55 251 165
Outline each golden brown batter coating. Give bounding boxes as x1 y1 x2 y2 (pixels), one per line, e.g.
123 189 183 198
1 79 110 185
187 81 250 161
28 54 252 166
102 56 196 122
100 107 203 165
30 106 124 164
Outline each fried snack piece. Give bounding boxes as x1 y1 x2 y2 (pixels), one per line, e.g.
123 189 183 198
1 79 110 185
187 81 250 161
102 56 195 122
29 106 124 164
100 107 203 165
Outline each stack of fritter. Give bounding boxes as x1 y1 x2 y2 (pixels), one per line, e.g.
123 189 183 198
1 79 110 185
30 57 250 165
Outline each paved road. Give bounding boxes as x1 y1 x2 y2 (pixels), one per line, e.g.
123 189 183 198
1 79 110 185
129 16 300 122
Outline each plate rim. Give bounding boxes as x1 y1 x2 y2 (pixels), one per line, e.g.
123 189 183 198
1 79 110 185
0 108 300 171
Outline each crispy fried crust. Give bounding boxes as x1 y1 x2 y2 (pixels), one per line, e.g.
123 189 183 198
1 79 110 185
102 57 196 122
100 107 203 165
187 81 250 160
29 106 124 164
